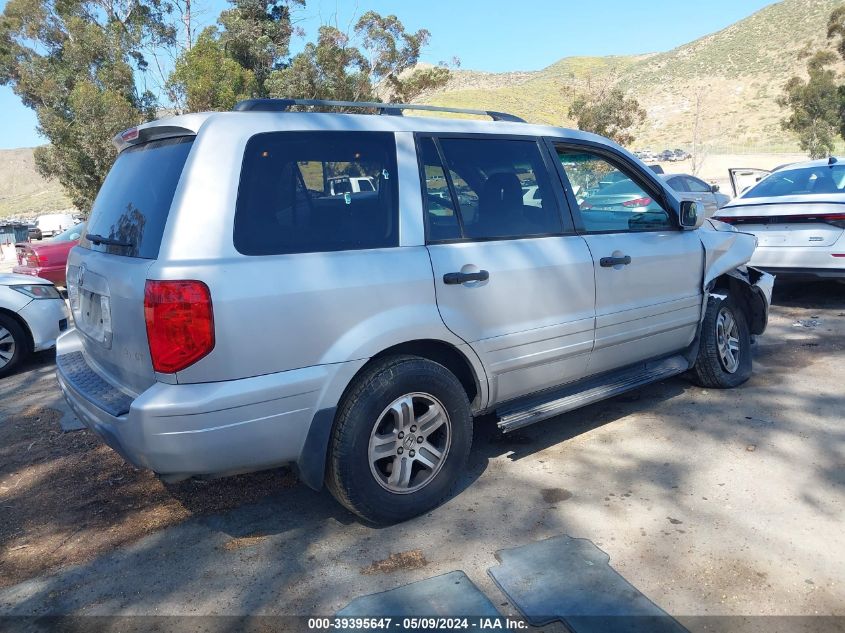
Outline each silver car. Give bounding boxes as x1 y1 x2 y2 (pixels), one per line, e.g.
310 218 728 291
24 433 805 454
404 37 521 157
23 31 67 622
663 173 731 217
56 99 773 523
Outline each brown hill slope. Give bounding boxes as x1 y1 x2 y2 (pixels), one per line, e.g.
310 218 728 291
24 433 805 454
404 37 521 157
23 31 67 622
421 0 845 150
0 148 72 219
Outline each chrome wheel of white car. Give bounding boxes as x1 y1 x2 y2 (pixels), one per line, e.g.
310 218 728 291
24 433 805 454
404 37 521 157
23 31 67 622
368 392 452 494
0 325 15 370
0 314 30 378
716 306 741 374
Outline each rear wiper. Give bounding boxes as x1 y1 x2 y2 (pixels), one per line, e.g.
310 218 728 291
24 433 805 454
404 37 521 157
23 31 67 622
86 233 133 248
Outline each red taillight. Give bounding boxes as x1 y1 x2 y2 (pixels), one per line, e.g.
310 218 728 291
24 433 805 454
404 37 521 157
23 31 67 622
121 127 139 142
26 252 41 266
144 280 214 373
622 197 652 208
712 215 736 224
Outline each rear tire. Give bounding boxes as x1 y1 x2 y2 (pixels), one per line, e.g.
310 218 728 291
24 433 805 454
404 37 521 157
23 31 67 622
326 355 472 524
0 314 31 379
690 294 752 388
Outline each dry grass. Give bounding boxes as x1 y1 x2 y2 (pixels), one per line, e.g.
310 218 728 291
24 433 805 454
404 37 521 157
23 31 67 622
360 550 428 575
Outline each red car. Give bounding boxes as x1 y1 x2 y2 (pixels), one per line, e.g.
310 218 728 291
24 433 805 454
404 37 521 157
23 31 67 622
14 222 85 287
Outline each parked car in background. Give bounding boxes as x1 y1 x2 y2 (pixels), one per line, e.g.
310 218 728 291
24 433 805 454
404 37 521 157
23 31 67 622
663 173 730 217
715 158 845 281
0 273 69 377
34 213 75 238
56 99 772 524
13 222 85 287
672 149 690 161
27 224 42 241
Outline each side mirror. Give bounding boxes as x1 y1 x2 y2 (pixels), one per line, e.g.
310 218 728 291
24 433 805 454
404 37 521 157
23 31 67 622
679 200 701 228
710 183 720 193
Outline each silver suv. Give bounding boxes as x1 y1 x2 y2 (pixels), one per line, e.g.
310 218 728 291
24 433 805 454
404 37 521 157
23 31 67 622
56 99 773 524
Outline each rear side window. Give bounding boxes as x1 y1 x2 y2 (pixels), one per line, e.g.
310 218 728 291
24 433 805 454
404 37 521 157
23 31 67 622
234 132 398 255
418 137 462 241
82 136 194 259
419 136 563 241
442 137 562 240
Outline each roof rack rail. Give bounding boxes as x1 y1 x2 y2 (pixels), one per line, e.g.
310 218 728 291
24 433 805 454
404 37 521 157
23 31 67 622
232 98 525 123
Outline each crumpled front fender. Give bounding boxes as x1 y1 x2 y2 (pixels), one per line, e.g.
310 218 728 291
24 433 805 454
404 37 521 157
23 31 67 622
697 223 774 336
699 225 759 289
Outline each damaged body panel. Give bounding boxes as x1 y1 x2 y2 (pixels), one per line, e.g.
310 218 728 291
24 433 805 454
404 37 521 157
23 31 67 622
698 219 774 336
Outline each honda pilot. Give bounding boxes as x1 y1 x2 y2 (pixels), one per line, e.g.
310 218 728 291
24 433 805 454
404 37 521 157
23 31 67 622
56 99 773 524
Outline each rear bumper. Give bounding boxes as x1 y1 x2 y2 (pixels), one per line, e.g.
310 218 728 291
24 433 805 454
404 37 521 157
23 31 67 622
749 245 845 278
55 329 364 478
751 266 845 280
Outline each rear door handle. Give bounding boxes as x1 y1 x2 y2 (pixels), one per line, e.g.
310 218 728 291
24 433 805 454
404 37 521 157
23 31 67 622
599 255 632 268
443 270 490 284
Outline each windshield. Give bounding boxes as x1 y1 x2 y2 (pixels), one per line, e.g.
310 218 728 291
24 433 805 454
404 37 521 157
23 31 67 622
80 136 194 258
743 164 845 198
51 222 85 243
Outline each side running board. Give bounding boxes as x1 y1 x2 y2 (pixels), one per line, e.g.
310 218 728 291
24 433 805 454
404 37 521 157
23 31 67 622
496 355 689 433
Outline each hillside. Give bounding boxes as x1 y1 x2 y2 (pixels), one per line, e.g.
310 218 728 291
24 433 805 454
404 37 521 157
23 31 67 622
421 0 845 150
0 148 73 219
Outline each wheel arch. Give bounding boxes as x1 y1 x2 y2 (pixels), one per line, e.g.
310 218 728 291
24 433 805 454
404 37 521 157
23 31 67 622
295 338 487 492
0 307 35 352
709 269 768 335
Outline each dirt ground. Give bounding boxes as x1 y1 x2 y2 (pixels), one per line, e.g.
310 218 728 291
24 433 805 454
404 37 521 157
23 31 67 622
0 398 296 588
0 281 843 622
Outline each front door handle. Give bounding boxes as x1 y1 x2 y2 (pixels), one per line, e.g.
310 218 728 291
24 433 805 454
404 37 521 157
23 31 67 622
599 255 632 268
443 270 490 285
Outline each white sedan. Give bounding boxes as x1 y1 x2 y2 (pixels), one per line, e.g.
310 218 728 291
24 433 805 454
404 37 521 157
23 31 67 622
0 273 69 377
714 158 845 281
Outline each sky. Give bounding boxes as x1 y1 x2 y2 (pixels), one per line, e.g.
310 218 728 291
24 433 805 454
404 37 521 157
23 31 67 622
0 0 777 149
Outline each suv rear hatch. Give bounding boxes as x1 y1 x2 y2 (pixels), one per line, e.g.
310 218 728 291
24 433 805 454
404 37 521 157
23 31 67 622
714 199 845 248
67 135 194 396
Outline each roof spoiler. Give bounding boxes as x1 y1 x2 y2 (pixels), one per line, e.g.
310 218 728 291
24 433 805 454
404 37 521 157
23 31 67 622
112 124 197 152
232 98 526 123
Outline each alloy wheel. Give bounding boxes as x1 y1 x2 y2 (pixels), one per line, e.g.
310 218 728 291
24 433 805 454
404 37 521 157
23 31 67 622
368 392 452 494
0 326 16 369
716 306 741 374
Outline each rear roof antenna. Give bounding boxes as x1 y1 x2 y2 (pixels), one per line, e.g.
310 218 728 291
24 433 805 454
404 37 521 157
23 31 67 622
829 156 838 165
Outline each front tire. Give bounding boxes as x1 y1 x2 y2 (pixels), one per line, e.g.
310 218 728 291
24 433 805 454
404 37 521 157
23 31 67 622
326 355 472 524
690 294 752 388
0 314 31 378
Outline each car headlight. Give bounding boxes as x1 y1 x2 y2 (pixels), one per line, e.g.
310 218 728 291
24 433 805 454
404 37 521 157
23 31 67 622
10 284 62 300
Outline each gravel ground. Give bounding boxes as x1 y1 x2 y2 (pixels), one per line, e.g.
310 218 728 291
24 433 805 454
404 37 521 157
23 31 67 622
0 281 842 624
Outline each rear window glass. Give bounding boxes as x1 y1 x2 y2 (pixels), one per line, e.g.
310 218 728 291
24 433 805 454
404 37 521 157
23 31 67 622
420 136 562 241
744 165 845 198
234 132 398 255
81 136 194 259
